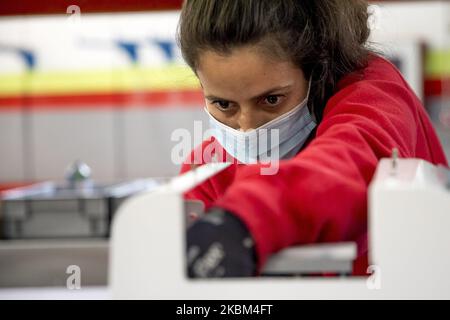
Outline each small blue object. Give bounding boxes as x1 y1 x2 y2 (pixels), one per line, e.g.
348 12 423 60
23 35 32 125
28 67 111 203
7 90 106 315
17 49 36 70
116 41 139 64
152 39 176 61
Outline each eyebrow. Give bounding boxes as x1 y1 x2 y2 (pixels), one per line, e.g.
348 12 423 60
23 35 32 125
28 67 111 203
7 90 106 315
204 84 293 102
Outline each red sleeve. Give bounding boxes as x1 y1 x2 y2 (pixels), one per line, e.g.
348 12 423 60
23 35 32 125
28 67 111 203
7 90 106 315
179 139 238 210
179 146 217 209
213 77 448 272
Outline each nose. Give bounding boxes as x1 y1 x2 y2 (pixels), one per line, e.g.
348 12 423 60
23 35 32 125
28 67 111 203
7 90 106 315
237 108 258 131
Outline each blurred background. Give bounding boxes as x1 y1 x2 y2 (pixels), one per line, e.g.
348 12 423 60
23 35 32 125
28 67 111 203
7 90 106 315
0 0 449 292
0 0 449 188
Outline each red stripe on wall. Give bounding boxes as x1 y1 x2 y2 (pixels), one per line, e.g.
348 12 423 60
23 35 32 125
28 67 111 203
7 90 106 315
424 78 450 98
0 90 204 112
1 78 448 113
0 0 183 16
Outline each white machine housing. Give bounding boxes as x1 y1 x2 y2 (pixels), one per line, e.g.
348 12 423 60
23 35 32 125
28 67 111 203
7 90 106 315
109 158 450 299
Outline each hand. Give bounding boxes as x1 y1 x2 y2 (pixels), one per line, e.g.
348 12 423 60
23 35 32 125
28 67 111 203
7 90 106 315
186 207 257 278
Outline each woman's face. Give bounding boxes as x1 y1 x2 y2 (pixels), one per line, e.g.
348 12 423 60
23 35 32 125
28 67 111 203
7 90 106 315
197 45 309 131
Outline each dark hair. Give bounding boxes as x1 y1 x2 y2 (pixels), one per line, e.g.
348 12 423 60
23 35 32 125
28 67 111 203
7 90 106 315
177 0 372 122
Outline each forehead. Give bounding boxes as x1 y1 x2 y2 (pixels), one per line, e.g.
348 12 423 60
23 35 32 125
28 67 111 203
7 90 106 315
196 47 302 100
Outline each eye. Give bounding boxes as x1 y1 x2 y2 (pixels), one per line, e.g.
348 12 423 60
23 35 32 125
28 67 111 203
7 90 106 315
262 95 284 107
212 100 233 111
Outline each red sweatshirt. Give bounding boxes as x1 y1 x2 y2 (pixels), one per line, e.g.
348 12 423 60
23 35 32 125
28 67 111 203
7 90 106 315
180 55 448 276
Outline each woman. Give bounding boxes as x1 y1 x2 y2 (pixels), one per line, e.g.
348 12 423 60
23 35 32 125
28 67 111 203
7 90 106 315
177 0 448 277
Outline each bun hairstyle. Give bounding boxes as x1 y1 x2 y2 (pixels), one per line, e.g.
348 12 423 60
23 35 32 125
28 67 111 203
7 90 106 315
177 0 372 122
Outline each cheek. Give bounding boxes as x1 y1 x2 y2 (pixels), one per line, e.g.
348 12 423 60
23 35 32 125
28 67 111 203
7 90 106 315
204 102 221 120
204 101 218 117
204 101 213 112
205 103 236 127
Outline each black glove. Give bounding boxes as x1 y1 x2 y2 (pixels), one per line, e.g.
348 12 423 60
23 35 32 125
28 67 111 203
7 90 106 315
186 207 257 278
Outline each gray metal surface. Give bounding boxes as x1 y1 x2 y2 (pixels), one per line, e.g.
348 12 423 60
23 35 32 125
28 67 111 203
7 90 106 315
262 242 356 275
0 179 162 239
0 239 108 288
0 239 356 288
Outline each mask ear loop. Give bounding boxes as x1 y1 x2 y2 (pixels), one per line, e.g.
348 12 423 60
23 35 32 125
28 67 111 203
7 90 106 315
305 74 317 124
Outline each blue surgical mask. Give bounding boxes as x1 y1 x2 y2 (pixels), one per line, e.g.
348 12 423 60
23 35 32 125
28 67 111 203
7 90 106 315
205 81 316 164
